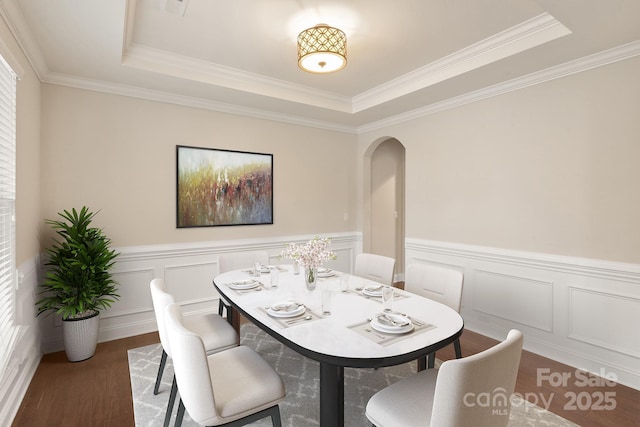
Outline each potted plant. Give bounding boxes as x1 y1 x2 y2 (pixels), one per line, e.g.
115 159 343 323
36 206 120 362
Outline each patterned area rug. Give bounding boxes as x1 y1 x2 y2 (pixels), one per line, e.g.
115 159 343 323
128 324 579 427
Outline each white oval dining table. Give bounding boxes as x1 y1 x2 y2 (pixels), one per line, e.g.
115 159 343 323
213 265 463 427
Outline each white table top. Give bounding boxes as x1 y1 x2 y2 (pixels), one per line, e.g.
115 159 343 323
213 265 464 368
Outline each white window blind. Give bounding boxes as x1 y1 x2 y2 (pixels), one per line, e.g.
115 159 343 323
0 53 17 378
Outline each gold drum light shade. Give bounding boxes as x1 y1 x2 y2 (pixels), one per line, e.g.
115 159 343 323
297 24 347 73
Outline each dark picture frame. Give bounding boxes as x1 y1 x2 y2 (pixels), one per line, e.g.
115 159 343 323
176 145 273 227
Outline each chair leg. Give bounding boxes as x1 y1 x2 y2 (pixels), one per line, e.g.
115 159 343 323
174 398 185 427
164 375 178 427
427 352 436 369
154 349 168 395
454 338 462 359
219 299 235 325
270 405 282 427
417 355 427 371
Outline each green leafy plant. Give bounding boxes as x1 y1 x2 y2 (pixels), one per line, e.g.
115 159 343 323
36 206 120 319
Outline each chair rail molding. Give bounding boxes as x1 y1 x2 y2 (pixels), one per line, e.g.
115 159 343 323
37 232 361 354
405 237 640 390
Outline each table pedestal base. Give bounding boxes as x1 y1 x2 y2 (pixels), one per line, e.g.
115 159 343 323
319 363 344 427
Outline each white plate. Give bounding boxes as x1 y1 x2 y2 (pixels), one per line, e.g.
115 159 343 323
362 286 383 297
267 302 305 318
229 280 259 290
370 313 413 334
317 269 335 278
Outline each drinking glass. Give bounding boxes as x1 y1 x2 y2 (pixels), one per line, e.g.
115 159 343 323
382 285 394 312
321 288 333 315
271 267 279 288
254 261 262 277
339 274 349 293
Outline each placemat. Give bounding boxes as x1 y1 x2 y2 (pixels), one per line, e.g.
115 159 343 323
259 306 324 328
349 316 435 346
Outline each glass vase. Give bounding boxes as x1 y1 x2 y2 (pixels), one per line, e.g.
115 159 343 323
304 266 318 290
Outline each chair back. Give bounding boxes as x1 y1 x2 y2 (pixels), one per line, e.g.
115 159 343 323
149 278 176 357
405 263 463 312
430 329 523 427
354 253 396 286
165 303 218 424
218 250 269 273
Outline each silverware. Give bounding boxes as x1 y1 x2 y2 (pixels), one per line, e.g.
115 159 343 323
286 315 312 324
380 313 410 327
401 314 424 326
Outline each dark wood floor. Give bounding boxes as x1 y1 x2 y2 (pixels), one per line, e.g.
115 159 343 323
12 327 639 427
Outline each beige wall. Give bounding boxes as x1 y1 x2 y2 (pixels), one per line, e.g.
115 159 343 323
40 85 357 248
359 56 640 264
0 17 42 265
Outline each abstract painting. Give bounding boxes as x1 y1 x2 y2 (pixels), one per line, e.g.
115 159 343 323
176 145 273 227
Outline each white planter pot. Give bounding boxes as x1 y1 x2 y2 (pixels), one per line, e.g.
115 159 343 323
62 312 100 362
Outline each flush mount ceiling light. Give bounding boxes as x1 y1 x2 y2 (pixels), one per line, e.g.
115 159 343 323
297 24 347 73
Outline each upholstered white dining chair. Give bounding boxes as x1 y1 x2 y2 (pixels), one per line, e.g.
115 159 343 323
354 253 396 286
217 251 270 321
165 302 286 427
405 263 464 368
150 278 238 427
366 329 523 427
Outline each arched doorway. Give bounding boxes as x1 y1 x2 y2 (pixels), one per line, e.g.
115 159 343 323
363 138 406 281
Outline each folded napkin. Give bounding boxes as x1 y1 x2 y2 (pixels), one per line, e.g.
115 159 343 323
376 313 410 327
271 301 302 312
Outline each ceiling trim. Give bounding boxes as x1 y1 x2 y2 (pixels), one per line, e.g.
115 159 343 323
121 11 570 115
358 39 640 134
40 39 640 136
0 0 48 80
42 71 357 134
122 43 353 113
352 12 571 113
4 0 639 136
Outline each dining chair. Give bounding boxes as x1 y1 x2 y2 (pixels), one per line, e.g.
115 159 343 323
217 251 269 322
149 278 239 427
165 302 286 427
405 262 464 369
366 329 523 427
354 253 396 286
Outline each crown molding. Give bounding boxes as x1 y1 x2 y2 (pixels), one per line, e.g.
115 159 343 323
352 12 571 113
0 0 47 80
43 72 357 134
122 43 353 113
358 39 640 134
4 0 639 136
40 39 640 135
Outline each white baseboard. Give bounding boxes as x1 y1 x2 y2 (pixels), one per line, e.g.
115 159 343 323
0 333 41 426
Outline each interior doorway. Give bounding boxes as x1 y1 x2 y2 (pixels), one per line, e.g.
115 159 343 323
365 138 406 281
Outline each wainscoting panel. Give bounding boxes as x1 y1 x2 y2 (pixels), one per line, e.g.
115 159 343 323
164 261 219 305
473 270 553 332
568 286 640 358
38 232 360 354
107 268 155 318
406 238 640 390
